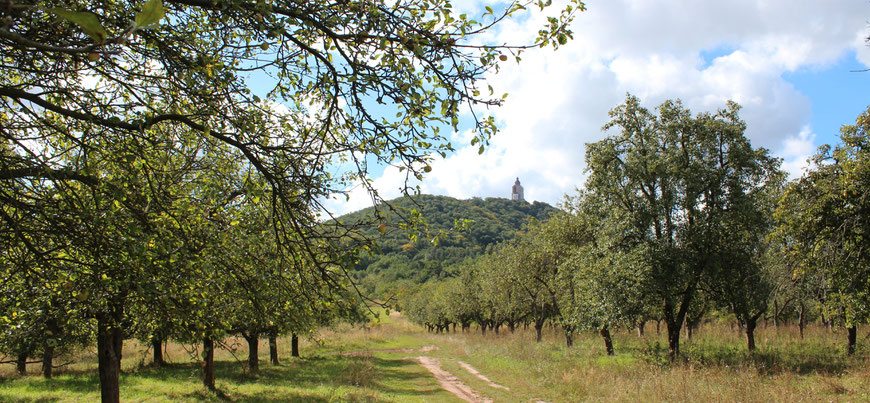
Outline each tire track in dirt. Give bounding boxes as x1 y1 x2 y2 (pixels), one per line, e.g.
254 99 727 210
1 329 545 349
456 360 510 391
416 356 493 403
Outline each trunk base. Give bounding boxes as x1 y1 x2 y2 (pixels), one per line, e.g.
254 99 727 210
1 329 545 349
97 317 123 403
291 333 299 357
600 326 614 356
269 335 279 365
847 326 857 355
203 338 215 390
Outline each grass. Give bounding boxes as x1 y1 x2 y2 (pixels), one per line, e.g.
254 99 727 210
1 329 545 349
0 317 457 402
0 313 867 402
417 322 870 402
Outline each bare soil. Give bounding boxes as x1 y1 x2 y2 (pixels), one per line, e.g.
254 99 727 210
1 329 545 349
457 360 510 390
415 356 493 403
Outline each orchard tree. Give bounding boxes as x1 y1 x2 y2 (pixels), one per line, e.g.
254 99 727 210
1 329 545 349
559 193 650 354
479 251 530 334
499 233 560 342
704 164 784 351
775 106 870 355
585 94 781 359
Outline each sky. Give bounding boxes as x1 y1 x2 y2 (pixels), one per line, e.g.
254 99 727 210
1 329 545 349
325 0 870 216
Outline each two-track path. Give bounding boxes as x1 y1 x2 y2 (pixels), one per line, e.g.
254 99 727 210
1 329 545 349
415 356 493 403
339 345 503 402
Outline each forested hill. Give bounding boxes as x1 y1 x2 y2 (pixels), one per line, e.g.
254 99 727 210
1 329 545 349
338 194 559 292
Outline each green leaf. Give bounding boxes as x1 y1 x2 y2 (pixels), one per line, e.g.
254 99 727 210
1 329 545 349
135 0 165 29
50 8 108 42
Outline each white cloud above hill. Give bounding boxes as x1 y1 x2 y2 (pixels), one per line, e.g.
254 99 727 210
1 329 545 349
327 0 870 216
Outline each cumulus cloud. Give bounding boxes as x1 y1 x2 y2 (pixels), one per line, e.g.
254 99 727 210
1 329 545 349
779 127 817 179
330 0 870 215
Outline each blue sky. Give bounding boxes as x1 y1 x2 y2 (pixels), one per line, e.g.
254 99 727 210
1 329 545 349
317 0 870 215
784 52 870 147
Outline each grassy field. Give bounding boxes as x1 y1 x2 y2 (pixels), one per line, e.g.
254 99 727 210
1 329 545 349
1 313 868 402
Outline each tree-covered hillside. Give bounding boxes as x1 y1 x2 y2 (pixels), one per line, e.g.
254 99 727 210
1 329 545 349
337 195 559 295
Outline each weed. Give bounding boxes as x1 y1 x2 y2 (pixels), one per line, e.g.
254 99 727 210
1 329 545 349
342 355 377 387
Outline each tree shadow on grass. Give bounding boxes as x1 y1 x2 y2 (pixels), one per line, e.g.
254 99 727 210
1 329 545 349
0 354 448 401
676 343 857 375
0 373 100 394
0 397 62 403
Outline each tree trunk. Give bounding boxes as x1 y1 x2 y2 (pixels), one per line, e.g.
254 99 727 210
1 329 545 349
655 320 661 335
480 323 487 336
666 321 681 360
244 332 259 373
746 319 757 351
494 323 500 335
43 317 58 378
798 303 806 339
508 321 515 333
97 316 123 403
637 320 645 337
534 320 544 343
600 325 614 356
847 325 857 355
152 336 164 367
42 344 54 378
686 323 695 341
564 326 574 348
772 299 779 327
16 352 27 375
291 333 299 357
269 335 279 366
202 338 215 390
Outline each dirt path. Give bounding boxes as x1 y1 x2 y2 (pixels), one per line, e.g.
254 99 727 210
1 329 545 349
339 345 439 356
457 361 509 391
415 356 493 403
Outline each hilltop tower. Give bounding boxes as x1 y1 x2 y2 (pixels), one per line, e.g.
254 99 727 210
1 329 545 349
511 177 524 201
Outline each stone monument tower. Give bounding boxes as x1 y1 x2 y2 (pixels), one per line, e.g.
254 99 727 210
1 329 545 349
511 177 524 201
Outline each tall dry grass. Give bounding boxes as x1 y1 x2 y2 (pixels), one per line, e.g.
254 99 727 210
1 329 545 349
413 321 870 402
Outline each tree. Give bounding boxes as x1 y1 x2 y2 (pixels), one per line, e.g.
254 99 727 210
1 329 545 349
498 232 560 342
704 168 783 351
584 94 781 359
775 106 870 355
556 192 654 354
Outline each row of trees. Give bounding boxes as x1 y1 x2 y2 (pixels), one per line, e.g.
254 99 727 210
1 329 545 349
0 123 367 383
1 0 584 401
404 96 870 359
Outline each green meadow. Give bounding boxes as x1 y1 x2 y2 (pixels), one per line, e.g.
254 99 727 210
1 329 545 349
2 312 867 402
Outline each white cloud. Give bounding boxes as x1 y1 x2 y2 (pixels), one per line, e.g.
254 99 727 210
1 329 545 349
330 0 870 215
779 127 817 179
